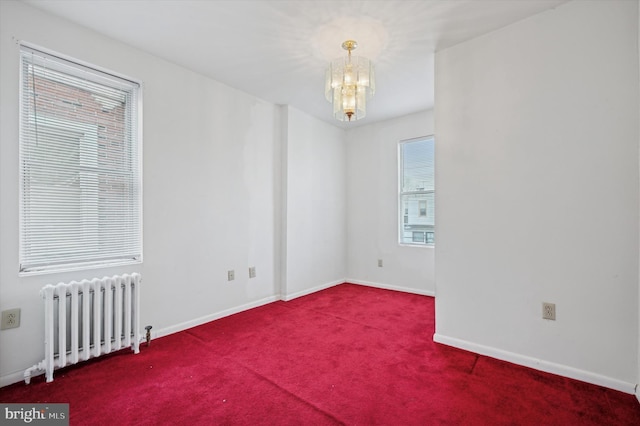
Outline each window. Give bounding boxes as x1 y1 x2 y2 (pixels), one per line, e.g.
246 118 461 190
19 45 142 274
426 232 435 244
399 136 434 246
419 200 427 217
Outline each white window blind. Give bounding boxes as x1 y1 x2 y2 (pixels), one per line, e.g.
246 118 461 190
399 137 435 246
19 45 142 274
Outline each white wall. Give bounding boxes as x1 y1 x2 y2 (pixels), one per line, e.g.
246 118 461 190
0 1 371 387
283 106 347 299
637 0 640 404
346 110 435 295
434 0 639 393
0 0 282 385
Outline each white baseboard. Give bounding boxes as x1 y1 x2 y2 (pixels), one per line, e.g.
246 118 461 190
152 295 280 340
281 279 343 301
433 333 637 395
0 370 32 388
636 384 639 404
347 278 435 297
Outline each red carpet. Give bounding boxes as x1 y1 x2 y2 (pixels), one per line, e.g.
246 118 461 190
1 284 639 425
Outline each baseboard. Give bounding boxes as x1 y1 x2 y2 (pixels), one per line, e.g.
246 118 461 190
433 333 637 395
347 278 435 297
281 279 343 301
151 295 280 340
0 370 32 388
636 384 639 404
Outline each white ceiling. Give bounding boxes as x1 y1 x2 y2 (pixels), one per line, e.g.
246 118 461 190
24 0 568 128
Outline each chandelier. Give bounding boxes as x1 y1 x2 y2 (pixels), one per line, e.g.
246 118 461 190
325 40 375 122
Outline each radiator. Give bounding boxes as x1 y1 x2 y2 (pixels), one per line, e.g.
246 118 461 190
24 273 141 384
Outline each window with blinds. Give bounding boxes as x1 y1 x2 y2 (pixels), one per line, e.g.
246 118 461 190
19 45 142 274
399 136 435 246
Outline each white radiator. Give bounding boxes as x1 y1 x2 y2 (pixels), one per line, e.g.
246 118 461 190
24 273 141 384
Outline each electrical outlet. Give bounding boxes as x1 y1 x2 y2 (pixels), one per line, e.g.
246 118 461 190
378 259 383 267
542 302 556 320
227 270 235 281
1 308 21 330
249 266 256 278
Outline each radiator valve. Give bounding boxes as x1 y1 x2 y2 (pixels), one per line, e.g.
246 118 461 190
145 325 152 347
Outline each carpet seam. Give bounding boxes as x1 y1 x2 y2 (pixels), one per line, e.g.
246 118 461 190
469 355 480 375
184 329 212 344
226 357 346 426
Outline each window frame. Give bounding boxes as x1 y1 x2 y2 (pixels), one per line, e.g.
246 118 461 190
18 43 143 275
398 136 435 247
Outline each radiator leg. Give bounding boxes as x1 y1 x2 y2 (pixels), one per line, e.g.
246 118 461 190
24 367 35 385
24 361 45 385
43 285 56 383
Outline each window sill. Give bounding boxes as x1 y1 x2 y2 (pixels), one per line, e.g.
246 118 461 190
19 259 142 278
398 243 435 249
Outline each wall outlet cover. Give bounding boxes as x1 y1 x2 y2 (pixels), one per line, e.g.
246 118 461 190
1 308 21 330
542 302 556 321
